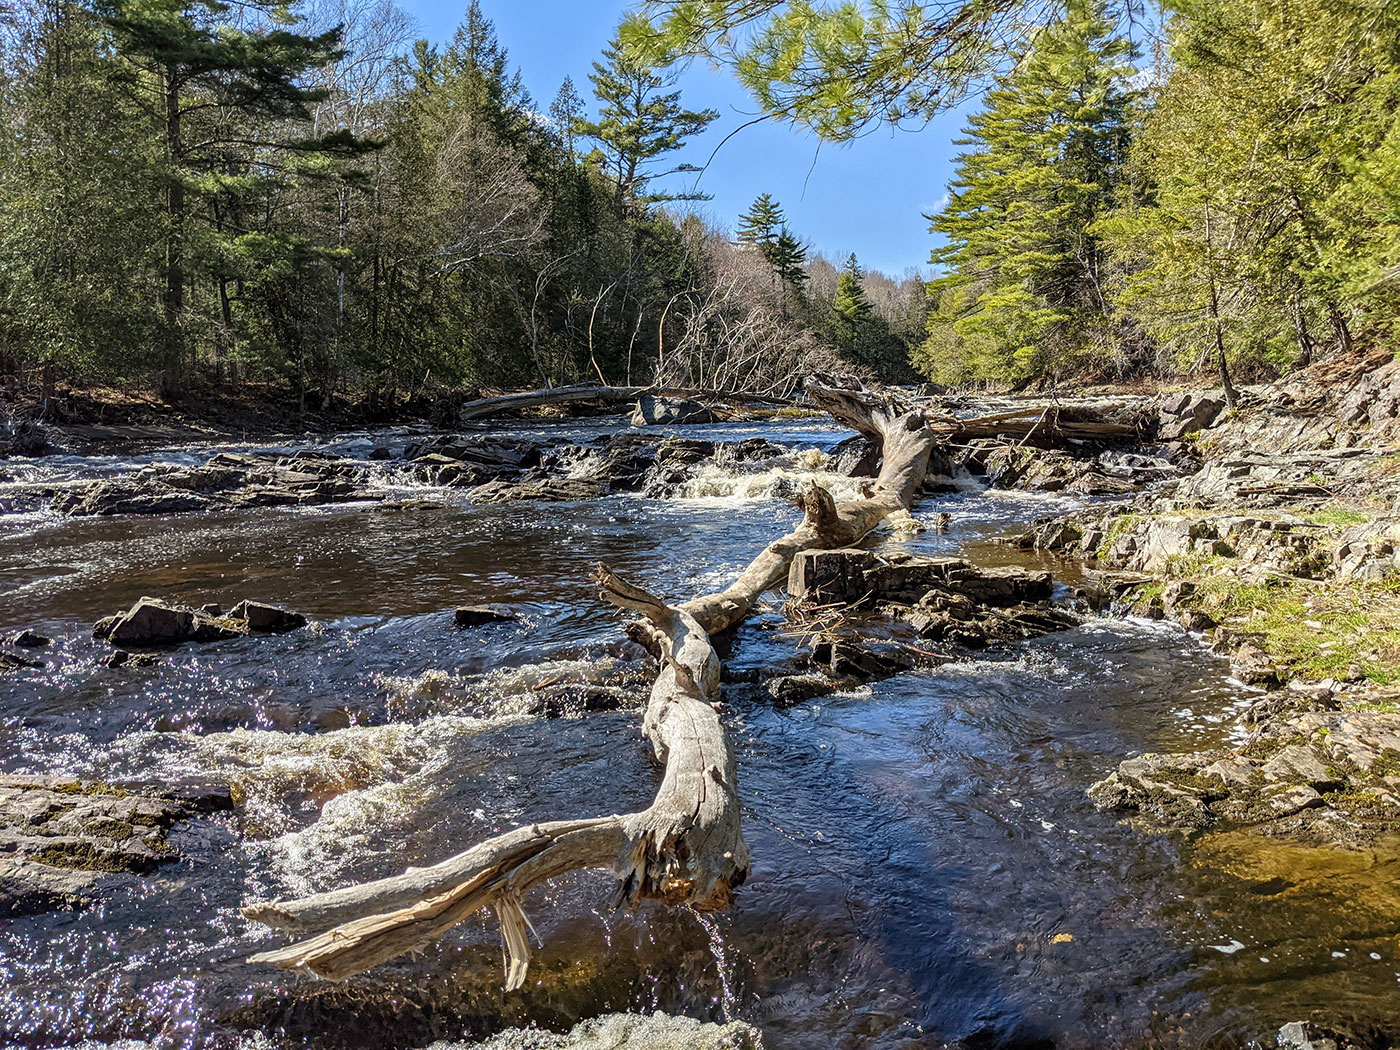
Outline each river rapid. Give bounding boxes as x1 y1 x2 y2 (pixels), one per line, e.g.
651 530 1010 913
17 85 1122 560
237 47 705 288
3 417 1399 1050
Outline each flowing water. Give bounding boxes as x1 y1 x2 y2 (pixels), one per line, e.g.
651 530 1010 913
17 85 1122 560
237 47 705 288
3 418 1400 1050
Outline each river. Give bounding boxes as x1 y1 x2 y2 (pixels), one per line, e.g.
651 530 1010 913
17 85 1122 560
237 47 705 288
3 417 1398 1049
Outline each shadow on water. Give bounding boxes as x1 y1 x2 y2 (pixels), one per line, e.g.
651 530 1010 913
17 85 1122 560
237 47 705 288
4 420 1400 1049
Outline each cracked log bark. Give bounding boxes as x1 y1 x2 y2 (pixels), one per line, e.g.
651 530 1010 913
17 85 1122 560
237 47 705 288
241 375 934 985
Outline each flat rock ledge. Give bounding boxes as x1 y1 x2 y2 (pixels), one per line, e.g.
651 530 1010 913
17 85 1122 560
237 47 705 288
0 774 227 915
1089 684 1400 846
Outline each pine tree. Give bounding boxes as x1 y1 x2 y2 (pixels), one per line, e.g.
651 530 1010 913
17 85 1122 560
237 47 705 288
94 0 367 384
549 76 586 158
917 0 1137 385
736 193 784 247
773 227 809 290
576 27 718 206
831 252 873 348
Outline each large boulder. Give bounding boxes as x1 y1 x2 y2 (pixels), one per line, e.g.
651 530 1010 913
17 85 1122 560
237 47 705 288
96 597 240 647
1159 391 1226 439
631 395 719 426
93 596 307 646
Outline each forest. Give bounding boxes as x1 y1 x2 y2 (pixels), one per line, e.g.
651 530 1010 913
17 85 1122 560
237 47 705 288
2 0 1394 413
0 0 925 411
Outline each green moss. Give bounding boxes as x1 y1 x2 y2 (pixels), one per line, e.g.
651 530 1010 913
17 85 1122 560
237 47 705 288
49 780 128 798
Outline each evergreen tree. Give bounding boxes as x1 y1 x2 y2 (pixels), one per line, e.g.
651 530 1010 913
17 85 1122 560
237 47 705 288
1098 0 1400 392
0 0 162 386
917 0 1137 385
576 25 718 206
832 253 872 330
773 227 809 290
736 193 784 247
549 75 585 158
94 0 368 384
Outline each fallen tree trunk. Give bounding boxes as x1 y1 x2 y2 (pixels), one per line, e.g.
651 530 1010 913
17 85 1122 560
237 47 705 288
457 383 795 421
241 375 934 985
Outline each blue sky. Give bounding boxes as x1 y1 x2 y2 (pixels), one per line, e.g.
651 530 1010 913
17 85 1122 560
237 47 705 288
395 0 973 277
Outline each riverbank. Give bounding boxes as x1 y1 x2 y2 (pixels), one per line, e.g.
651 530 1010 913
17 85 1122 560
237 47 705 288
1013 351 1400 848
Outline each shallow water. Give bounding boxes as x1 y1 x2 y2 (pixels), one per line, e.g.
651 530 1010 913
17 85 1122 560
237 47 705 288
3 417 1399 1050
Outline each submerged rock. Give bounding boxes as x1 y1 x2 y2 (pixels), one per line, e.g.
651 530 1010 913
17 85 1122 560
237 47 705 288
454 604 517 628
470 477 603 503
0 651 44 672
9 629 50 648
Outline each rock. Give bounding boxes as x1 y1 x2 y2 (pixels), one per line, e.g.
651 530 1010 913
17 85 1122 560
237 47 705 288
199 603 222 617
1159 391 1225 439
470 477 603 503
100 597 226 647
0 774 197 915
1263 783 1326 817
766 674 840 706
368 447 392 460
0 651 43 672
811 637 918 681
9 629 50 648
829 435 881 477
1231 642 1281 688
450 1011 762 1050
631 395 719 426
1276 1020 1339 1050
103 650 159 668
227 600 307 634
655 437 716 465
529 685 627 718
0 858 102 915
1201 756 1257 785
454 604 517 628
1260 744 1340 790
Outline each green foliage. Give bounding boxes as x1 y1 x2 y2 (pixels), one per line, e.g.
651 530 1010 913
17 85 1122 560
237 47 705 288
627 0 1030 139
1098 0 1400 379
917 0 1138 386
736 192 784 246
575 26 718 206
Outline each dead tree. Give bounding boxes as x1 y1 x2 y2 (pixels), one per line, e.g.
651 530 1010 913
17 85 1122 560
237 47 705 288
241 375 935 984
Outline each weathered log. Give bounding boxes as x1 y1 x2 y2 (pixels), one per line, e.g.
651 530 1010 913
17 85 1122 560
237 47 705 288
241 375 934 986
457 384 794 421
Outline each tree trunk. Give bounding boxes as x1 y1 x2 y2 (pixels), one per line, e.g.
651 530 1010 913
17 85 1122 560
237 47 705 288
241 375 935 985
163 65 185 380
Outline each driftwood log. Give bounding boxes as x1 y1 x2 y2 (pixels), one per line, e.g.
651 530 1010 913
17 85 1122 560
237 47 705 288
457 383 795 421
241 376 936 984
